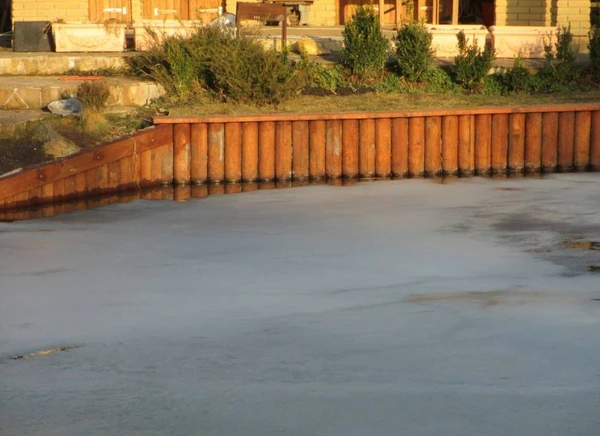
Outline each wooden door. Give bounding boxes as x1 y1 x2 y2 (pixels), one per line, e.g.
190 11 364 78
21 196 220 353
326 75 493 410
339 0 400 25
143 0 189 20
90 0 132 23
189 0 221 23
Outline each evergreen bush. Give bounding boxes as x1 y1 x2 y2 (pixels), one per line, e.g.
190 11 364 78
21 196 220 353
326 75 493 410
452 31 495 93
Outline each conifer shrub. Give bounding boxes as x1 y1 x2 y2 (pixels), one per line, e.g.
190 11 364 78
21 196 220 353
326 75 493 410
452 31 495 93
341 6 389 80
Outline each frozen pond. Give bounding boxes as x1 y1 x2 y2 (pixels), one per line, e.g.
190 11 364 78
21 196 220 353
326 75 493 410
1 174 599 436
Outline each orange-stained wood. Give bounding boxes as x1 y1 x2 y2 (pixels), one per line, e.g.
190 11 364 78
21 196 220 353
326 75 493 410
574 111 591 170
153 103 600 125
191 123 208 184
309 120 326 179
342 119 359 178
557 112 575 172
75 172 87 197
542 112 559 171
162 143 174 184
259 121 276 181
524 113 542 172
52 179 65 202
275 121 293 181
359 119 376 178
491 114 508 172
425 116 442 175
150 147 163 184
0 125 173 201
140 149 153 187
29 186 42 205
326 120 343 178
442 115 458 174
474 114 492 174
508 113 525 171
174 123 191 184
107 161 120 192
242 122 259 182
292 120 310 180
375 118 392 177
408 117 425 176
225 122 242 182
174 185 192 202
391 117 409 177
591 111 600 170
458 115 473 174
208 123 226 183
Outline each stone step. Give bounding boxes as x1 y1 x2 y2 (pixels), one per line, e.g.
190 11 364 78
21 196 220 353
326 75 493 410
0 76 164 110
0 52 134 76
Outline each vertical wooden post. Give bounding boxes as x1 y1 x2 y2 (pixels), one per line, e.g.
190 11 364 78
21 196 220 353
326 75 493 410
508 113 525 172
191 123 208 184
574 111 591 171
309 120 326 179
524 113 542 172
557 112 575 172
542 112 559 172
52 179 65 201
442 115 458 175
342 119 359 178
162 143 174 185
425 116 442 176
225 122 242 183
359 119 376 178
292 121 310 180
391 117 409 177
375 118 392 177
491 114 508 173
63 175 77 200
326 120 343 178
75 172 87 197
458 115 473 175
174 123 191 185
242 122 259 182
208 123 225 183
275 121 293 181
150 148 163 184
140 149 153 187
591 111 600 170
408 117 425 176
475 114 491 174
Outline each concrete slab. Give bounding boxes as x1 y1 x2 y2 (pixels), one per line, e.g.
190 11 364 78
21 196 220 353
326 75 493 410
0 76 164 110
1 174 599 436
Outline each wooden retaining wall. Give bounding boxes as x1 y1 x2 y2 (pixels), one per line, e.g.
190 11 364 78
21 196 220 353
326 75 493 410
1 103 600 212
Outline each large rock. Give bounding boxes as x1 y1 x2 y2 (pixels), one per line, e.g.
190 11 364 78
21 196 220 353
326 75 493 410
293 37 330 56
32 124 81 159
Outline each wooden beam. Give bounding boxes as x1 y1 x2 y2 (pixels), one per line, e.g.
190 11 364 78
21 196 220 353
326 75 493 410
379 0 385 25
452 0 459 24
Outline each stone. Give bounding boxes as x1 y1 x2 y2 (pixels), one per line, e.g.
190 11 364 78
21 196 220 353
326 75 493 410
425 25 489 58
52 23 126 53
32 124 81 159
293 37 330 56
490 26 557 58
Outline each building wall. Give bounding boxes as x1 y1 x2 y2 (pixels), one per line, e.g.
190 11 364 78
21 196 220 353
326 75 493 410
225 0 338 26
495 0 591 49
12 0 90 22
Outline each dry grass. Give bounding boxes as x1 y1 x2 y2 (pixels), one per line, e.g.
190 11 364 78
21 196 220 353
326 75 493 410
166 89 600 117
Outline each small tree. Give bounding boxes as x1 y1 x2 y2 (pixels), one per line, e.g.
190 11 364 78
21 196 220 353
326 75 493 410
453 31 495 93
341 6 389 80
589 27 600 82
394 21 435 82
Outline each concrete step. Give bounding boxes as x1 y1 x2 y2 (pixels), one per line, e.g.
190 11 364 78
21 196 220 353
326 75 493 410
0 76 164 110
0 52 135 76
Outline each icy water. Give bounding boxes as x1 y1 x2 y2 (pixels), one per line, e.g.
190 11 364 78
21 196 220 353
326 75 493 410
1 174 599 436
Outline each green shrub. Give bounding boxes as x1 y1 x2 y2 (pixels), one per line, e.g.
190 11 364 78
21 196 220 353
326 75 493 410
341 6 389 80
131 26 301 106
589 27 600 82
209 36 302 105
394 21 435 82
537 26 579 92
452 31 495 93
77 80 110 111
423 67 458 93
295 52 347 93
501 56 534 93
373 73 411 93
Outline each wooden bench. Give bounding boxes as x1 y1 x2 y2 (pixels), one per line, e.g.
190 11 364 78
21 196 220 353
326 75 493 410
236 2 289 45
